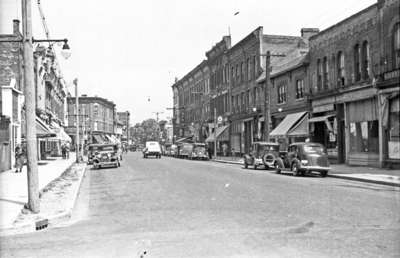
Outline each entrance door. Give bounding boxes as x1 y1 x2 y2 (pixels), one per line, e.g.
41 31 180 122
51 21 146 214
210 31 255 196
244 121 252 153
336 104 346 164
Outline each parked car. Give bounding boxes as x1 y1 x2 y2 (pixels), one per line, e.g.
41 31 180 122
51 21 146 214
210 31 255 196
92 143 121 169
143 141 162 158
188 143 209 160
243 142 281 170
275 142 330 177
179 143 192 159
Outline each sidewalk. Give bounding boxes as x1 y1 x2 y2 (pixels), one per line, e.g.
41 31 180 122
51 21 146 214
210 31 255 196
0 153 77 231
212 156 400 187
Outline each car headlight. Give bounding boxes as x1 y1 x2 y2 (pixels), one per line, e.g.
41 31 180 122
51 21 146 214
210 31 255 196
301 160 308 165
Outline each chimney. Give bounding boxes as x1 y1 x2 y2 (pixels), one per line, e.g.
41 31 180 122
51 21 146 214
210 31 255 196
301 28 320 40
13 19 20 35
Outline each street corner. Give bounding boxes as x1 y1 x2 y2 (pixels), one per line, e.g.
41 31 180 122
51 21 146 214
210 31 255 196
0 162 88 236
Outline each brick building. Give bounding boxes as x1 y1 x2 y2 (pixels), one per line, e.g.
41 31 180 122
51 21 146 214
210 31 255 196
66 95 115 147
376 0 400 168
308 3 381 166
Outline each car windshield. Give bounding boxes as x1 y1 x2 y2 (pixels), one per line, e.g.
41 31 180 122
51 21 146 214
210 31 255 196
303 145 325 154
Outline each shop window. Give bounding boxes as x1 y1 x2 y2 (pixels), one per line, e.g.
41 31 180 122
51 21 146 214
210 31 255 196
354 44 361 82
295 79 304 99
349 120 379 153
337 51 345 87
361 41 370 80
393 23 400 69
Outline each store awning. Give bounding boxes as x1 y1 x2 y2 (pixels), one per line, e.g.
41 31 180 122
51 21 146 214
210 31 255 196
50 121 72 142
110 135 120 144
270 112 307 137
36 117 56 138
175 136 193 144
205 125 229 143
308 114 335 132
288 115 309 137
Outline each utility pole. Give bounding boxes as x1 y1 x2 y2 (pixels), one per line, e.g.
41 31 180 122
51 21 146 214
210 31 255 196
263 51 285 142
22 0 39 213
74 78 80 163
264 51 271 142
214 107 217 159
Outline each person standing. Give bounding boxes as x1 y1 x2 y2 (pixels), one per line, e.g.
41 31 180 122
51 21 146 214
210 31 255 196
15 145 24 173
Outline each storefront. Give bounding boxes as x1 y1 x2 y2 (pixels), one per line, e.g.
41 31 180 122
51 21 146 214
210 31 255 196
230 121 242 156
346 97 380 166
387 95 400 162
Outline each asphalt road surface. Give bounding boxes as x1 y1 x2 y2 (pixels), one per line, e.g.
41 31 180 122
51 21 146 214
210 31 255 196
1 152 399 258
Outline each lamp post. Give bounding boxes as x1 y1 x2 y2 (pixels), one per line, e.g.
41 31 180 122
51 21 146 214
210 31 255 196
73 78 80 163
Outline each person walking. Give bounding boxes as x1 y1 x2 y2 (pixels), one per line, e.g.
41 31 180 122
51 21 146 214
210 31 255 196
15 145 24 173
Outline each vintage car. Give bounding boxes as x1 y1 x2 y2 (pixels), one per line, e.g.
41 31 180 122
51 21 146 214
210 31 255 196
92 143 121 169
275 142 330 177
143 141 162 158
188 143 209 160
243 142 281 170
170 144 178 157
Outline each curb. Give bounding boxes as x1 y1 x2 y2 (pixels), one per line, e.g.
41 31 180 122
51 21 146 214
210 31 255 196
211 159 400 188
0 163 87 236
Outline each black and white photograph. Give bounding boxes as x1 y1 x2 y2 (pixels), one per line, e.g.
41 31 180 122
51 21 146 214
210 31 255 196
0 0 399 257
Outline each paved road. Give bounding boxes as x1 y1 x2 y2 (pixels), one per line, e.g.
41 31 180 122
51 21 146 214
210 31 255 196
1 152 399 258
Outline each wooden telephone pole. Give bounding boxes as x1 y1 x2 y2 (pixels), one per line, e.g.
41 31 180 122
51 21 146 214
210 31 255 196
22 0 40 213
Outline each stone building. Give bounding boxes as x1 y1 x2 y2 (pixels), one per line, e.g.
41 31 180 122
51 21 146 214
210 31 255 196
376 0 400 168
66 95 115 147
308 3 381 165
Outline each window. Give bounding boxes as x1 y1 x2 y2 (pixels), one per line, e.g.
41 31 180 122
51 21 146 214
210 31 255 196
361 41 370 80
317 59 322 90
393 23 400 69
231 67 235 84
235 65 239 82
354 44 361 82
240 93 244 112
349 120 379 153
240 62 244 83
253 56 258 78
295 79 304 99
247 58 251 81
337 51 345 87
277 83 286 104
323 56 329 89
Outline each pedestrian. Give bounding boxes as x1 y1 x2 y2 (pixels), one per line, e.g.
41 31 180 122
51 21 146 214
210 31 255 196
222 143 228 157
15 145 24 173
61 143 66 159
65 143 70 159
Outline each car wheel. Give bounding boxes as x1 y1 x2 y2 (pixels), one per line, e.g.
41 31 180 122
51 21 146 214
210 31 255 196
254 164 257 170
244 162 248 169
320 171 327 177
292 162 300 176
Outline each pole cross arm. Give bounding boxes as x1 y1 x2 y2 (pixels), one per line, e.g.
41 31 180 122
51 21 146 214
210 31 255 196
0 38 69 44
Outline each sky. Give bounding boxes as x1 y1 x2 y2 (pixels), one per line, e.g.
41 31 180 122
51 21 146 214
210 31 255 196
1 0 376 124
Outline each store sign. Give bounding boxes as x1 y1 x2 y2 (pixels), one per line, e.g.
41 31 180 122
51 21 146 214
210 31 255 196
313 104 334 113
388 141 400 159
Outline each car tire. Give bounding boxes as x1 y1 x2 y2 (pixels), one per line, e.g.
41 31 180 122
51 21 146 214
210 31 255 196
292 162 300 176
244 162 248 169
275 158 284 174
320 171 327 177
254 164 257 170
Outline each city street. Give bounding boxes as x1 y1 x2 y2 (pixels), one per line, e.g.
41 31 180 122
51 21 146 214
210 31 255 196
1 152 399 258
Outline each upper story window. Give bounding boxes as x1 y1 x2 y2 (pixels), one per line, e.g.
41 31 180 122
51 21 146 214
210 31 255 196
247 58 251 81
295 79 304 99
393 23 400 69
253 56 258 78
240 62 244 83
235 65 239 82
277 83 287 104
317 59 322 90
361 41 370 80
337 51 345 87
354 44 361 82
323 56 329 89
231 67 235 84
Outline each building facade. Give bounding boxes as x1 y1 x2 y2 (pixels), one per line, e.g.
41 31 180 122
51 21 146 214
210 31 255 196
308 3 381 166
66 95 115 146
117 111 130 142
376 0 400 168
